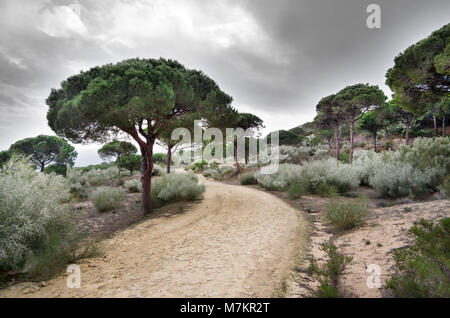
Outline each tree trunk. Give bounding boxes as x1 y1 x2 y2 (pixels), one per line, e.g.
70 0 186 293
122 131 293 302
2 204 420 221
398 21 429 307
327 136 332 149
166 146 172 174
40 162 45 172
234 138 240 174
372 131 377 152
433 115 437 136
334 125 340 160
349 120 354 165
442 115 446 136
117 154 121 177
139 140 155 215
405 120 410 145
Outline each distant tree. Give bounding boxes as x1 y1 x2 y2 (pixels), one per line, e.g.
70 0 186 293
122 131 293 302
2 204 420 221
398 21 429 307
9 135 77 171
44 163 67 176
121 154 141 175
47 58 234 214
334 84 387 164
389 98 415 145
359 109 386 152
267 130 302 146
232 113 264 173
386 23 449 116
98 141 137 177
316 94 344 159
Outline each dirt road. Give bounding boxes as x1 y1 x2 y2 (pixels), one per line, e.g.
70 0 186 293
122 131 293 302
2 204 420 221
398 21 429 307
0 176 303 298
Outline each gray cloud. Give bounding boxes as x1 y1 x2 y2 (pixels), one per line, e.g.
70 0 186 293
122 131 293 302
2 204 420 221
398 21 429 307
0 0 449 165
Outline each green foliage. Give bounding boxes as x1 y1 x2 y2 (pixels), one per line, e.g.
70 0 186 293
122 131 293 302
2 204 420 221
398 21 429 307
98 141 137 161
121 154 141 175
194 160 208 172
314 183 338 198
439 176 450 199
44 163 67 176
152 153 167 164
9 135 77 171
266 130 302 146
287 179 308 199
239 171 257 185
89 186 126 212
150 173 205 208
203 168 222 180
218 165 234 176
0 155 86 278
325 198 368 231
386 23 450 114
307 243 353 298
384 218 450 298
0 150 11 169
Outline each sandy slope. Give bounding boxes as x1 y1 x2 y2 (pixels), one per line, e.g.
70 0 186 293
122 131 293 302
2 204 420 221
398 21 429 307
0 176 303 298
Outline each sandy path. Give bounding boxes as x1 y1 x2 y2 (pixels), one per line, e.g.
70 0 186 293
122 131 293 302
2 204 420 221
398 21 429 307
0 176 302 298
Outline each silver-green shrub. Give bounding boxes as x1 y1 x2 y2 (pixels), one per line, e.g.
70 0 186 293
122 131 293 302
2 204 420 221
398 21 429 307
124 179 142 193
151 173 205 206
0 156 83 276
89 186 126 212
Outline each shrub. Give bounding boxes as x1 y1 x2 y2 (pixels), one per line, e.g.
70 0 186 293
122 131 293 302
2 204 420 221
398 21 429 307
325 198 368 231
239 172 258 185
152 153 167 164
203 168 222 181
368 162 430 198
85 168 118 186
124 179 142 193
151 173 205 208
89 186 126 212
384 218 450 298
44 163 67 176
314 183 338 198
218 165 234 176
255 164 303 191
287 179 308 199
152 164 165 176
307 243 353 298
194 160 208 172
439 176 450 199
0 156 86 279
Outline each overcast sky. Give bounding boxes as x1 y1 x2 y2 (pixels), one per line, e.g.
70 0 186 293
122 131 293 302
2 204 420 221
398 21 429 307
0 0 449 166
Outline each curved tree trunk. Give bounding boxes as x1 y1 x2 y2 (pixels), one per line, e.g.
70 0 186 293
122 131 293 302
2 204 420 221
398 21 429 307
166 146 172 174
349 120 355 165
40 162 45 172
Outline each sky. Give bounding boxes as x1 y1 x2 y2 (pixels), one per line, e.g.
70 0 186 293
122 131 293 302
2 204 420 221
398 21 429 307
0 0 449 166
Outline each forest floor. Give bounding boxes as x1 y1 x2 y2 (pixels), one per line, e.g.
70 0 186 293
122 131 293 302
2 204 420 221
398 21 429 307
0 175 304 298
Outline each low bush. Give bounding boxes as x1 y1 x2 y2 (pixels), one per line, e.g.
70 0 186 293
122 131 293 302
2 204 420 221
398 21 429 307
239 172 258 185
152 164 165 176
325 198 368 231
384 218 450 298
203 168 222 181
439 176 450 199
218 165 234 176
255 164 302 191
151 173 205 208
85 167 118 186
0 156 88 279
89 186 126 212
287 179 308 199
307 243 353 298
194 160 208 172
124 179 142 193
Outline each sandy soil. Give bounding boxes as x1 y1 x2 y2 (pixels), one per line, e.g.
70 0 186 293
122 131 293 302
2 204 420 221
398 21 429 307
288 196 450 298
0 176 303 298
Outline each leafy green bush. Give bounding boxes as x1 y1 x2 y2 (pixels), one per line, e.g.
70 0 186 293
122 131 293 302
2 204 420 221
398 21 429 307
151 173 205 208
194 160 208 172
152 153 167 164
0 156 87 279
44 163 67 176
325 198 368 231
89 186 126 212
203 168 222 180
314 183 338 197
124 179 142 193
384 218 450 298
239 172 257 185
287 179 308 199
307 243 353 298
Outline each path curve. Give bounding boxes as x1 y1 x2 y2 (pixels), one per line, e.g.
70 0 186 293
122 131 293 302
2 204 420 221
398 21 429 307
0 176 303 298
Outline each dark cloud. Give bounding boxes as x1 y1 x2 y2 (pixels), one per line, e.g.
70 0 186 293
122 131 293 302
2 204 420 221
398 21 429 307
0 0 449 165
